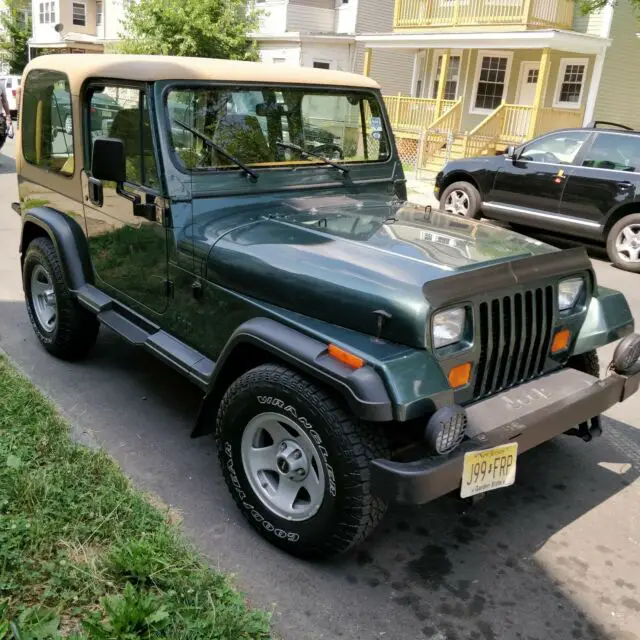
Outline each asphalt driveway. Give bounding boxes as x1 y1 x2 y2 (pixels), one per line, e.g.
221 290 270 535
1 139 639 640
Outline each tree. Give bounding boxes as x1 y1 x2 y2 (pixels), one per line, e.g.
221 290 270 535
0 0 31 74
118 0 260 60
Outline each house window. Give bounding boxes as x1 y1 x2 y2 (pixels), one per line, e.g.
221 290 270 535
431 54 461 101
554 59 588 109
96 0 103 26
38 2 55 24
72 2 86 25
313 61 331 69
527 68 538 84
472 52 511 113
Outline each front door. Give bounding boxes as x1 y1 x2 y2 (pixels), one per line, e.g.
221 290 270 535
82 83 169 316
560 131 640 236
513 62 539 136
484 130 591 232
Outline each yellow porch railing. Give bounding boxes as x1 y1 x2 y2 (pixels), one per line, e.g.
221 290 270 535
420 98 463 162
460 103 507 157
537 107 585 136
383 94 457 131
394 0 573 30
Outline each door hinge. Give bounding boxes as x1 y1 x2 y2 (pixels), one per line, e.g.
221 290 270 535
164 279 174 297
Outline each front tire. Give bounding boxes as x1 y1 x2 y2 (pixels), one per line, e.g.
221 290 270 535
607 213 640 273
440 181 482 219
23 237 99 360
216 364 390 559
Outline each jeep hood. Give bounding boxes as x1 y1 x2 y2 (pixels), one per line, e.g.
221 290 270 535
196 193 558 347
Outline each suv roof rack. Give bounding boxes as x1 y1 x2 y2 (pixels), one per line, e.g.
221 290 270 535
585 120 634 131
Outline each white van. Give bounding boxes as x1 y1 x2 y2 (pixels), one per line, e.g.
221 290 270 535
1 75 21 115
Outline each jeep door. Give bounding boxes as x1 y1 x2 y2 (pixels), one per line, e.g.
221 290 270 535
483 131 590 231
82 83 169 316
559 131 640 237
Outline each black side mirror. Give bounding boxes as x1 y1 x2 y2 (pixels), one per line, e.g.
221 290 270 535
92 137 126 183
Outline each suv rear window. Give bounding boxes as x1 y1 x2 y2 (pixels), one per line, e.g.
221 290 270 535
21 69 74 177
582 132 640 172
166 86 390 171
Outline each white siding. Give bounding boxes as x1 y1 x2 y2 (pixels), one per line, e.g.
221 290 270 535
335 0 357 33
300 41 352 70
354 0 414 94
593 0 640 129
257 0 288 34
31 0 61 45
258 43 302 65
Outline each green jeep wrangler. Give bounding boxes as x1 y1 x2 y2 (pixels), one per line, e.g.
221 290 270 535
14 54 640 559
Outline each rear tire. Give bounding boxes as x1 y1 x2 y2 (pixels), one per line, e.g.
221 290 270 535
606 213 640 273
440 181 482 219
216 364 390 559
23 237 99 360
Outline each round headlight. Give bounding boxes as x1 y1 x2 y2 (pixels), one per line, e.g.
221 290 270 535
558 277 584 311
433 307 466 349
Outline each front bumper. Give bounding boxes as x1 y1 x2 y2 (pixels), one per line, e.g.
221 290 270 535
371 366 640 505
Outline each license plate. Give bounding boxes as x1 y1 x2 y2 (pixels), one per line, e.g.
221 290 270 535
460 442 518 499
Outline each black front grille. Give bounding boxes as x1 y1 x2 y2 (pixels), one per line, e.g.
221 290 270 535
473 286 555 399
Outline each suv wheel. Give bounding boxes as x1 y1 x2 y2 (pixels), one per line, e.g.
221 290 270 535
607 213 640 273
440 181 481 219
216 364 390 559
23 237 99 360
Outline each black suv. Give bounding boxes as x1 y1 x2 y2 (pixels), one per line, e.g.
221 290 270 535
435 122 640 273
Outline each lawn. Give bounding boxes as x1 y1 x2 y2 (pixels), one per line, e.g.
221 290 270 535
0 356 271 639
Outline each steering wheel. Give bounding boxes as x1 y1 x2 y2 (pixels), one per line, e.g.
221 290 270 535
313 143 344 160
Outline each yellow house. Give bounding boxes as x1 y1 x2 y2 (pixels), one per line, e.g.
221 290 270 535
357 0 640 173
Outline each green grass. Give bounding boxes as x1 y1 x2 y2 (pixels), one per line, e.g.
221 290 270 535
0 356 271 639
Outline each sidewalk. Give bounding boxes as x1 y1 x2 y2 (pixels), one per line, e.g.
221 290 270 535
406 176 439 208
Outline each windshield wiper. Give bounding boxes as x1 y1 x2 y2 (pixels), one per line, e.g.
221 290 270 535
276 140 349 175
173 119 259 182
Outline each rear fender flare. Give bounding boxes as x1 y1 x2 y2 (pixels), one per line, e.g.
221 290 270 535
191 318 394 437
20 207 93 291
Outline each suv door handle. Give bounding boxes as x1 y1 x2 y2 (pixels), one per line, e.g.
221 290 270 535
617 181 634 191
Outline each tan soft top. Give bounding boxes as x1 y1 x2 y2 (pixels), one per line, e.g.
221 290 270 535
23 54 380 94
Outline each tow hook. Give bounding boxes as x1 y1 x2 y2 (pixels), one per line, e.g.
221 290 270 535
565 415 603 442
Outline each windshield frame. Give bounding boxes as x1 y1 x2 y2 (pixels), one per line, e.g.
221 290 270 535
160 81 394 177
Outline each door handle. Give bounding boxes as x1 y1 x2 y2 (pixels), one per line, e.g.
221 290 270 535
617 181 634 191
88 176 103 207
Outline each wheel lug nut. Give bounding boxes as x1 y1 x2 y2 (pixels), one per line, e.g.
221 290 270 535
293 450 302 460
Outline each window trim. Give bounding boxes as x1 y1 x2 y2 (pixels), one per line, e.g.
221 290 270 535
72 0 86 26
469 50 513 115
21 69 75 179
429 49 462 101
553 58 588 110
96 0 103 26
160 81 394 177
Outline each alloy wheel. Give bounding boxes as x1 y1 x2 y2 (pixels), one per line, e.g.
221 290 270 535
240 412 326 522
30 264 57 332
444 189 470 216
615 223 640 263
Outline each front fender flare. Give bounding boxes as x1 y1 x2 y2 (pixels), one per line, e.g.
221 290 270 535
20 207 93 291
191 318 394 437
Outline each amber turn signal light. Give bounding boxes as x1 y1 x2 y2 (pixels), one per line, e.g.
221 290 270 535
551 328 571 354
328 344 365 369
448 362 472 389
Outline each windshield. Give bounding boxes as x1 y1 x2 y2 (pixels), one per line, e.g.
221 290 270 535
165 85 390 171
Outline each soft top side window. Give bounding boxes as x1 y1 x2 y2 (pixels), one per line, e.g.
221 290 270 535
22 69 75 177
86 84 159 189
